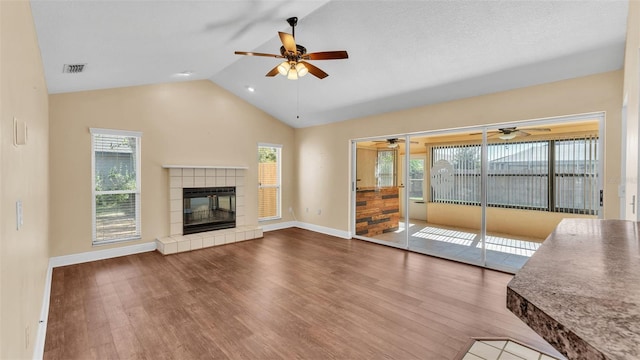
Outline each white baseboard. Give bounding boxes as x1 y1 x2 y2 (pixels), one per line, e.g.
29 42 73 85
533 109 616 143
261 220 351 239
49 241 157 268
33 262 53 360
34 241 156 359
261 221 296 232
293 222 352 239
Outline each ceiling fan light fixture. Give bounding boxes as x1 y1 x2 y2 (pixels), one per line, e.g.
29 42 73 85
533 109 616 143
235 16 348 80
296 62 308 77
277 61 290 76
499 133 517 140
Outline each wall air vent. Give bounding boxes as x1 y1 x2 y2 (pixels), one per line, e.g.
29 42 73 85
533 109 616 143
62 64 86 73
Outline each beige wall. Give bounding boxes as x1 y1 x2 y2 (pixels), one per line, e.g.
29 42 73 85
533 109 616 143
49 80 295 256
295 71 623 235
426 203 595 240
623 0 640 220
1 1 50 358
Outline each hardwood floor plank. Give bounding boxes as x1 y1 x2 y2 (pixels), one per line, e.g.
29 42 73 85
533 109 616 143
44 228 562 359
110 323 148 360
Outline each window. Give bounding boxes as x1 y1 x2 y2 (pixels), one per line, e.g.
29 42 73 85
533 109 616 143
258 144 281 220
91 128 142 245
430 134 598 214
376 149 397 187
409 158 425 200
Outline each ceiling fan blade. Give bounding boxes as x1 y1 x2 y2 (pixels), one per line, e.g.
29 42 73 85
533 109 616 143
278 32 297 54
470 131 500 136
525 128 551 132
300 61 328 79
235 51 284 58
265 66 279 77
303 51 349 60
516 130 531 137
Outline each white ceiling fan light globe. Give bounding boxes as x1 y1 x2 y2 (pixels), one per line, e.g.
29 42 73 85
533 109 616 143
287 68 298 80
296 62 308 77
499 133 517 140
277 61 290 76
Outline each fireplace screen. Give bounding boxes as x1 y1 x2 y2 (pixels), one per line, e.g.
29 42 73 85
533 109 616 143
183 187 235 235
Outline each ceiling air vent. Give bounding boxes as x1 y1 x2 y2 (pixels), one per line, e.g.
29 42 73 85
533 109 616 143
62 64 86 73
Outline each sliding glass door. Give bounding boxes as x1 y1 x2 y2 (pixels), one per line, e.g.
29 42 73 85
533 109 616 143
351 114 603 273
482 124 601 272
405 132 483 266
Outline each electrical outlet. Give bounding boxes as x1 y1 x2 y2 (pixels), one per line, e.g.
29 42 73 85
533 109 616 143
317 209 322 215
305 207 309 213
288 206 293 213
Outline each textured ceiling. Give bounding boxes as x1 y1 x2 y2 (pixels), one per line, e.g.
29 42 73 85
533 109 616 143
31 0 628 128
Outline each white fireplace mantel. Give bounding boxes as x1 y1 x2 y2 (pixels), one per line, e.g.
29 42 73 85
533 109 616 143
162 165 248 169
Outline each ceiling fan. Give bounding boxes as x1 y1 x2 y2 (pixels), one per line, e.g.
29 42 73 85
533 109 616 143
234 16 349 80
373 138 419 148
471 127 551 140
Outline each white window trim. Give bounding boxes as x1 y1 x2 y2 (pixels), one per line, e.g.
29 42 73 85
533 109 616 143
258 143 282 221
90 127 143 138
91 128 142 245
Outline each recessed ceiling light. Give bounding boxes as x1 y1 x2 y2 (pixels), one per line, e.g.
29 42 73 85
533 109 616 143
246 86 255 92
176 71 193 77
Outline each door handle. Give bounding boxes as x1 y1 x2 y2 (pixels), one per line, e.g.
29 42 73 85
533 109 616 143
631 195 636 215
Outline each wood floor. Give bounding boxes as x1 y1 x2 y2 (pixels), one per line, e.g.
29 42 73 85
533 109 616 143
44 228 560 359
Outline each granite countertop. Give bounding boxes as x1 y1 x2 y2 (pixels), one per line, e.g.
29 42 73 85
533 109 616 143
507 219 640 359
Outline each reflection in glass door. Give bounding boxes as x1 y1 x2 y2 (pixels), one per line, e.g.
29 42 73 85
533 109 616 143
353 139 407 249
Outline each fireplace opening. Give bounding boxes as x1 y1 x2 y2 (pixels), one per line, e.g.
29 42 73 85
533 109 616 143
183 187 235 235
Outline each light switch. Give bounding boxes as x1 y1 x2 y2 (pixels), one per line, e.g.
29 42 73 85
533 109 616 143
14 117 27 146
16 200 23 230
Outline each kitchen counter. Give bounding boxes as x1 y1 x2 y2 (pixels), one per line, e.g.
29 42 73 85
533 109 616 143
507 219 640 359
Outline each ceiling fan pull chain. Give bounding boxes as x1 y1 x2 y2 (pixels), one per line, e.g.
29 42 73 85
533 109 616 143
296 80 300 119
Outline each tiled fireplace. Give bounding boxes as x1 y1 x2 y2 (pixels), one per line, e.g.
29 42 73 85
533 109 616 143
156 166 263 255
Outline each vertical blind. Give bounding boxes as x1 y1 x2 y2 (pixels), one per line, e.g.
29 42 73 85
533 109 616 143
554 135 599 214
91 129 142 244
430 134 598 215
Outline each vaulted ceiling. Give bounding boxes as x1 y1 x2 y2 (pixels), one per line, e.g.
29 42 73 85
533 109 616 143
30 0 628 128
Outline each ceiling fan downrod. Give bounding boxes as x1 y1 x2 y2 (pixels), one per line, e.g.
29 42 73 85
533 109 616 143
287 17 298 39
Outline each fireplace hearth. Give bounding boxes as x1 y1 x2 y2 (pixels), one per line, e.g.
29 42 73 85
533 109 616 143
183 187 235 235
